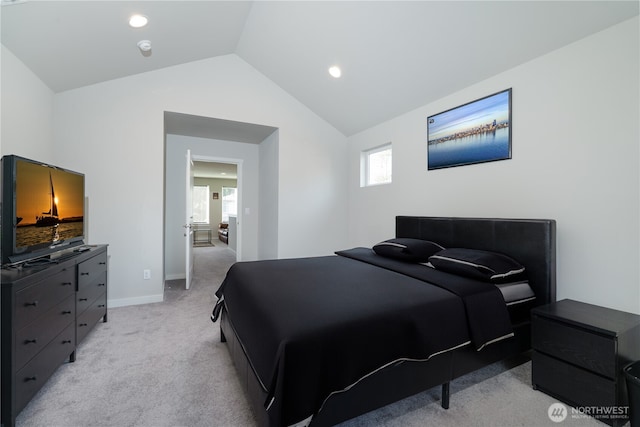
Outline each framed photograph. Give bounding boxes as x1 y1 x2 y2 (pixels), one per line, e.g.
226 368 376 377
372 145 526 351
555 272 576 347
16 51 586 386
212 192 219 200
427 88 512 170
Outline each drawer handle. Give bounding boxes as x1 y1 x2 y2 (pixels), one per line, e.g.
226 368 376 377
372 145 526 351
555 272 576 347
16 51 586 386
25 301 38 307
80 272 90 276
79 323 88 327
62 310 72 315
99 262 106 265
62 339 72 344
79 298 88 302
24 339 37 344
62 282 73 286
25 376 37 382
98 283 106 287
98 304 105 308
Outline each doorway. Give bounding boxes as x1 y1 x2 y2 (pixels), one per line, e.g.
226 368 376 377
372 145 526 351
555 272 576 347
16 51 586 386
163 111 279 287
192 158 240 259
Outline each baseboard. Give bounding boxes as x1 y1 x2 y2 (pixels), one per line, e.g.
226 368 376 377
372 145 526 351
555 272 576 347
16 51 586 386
165 273 186 281
108 294 164 308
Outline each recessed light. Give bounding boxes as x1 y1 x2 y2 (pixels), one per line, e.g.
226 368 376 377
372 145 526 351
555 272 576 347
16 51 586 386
328 66 342 78
129 14 148 28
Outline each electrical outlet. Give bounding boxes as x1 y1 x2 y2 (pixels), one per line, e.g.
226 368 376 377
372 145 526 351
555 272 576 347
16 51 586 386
143 269 151 280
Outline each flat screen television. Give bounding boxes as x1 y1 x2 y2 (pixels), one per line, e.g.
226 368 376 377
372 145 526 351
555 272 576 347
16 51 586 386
427 88 512 170
1 155 85 266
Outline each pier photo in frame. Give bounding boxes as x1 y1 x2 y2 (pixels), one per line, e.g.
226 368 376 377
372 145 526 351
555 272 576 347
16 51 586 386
427 88 512 170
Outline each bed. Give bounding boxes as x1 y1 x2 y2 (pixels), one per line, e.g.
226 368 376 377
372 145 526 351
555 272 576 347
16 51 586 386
211 216 556 426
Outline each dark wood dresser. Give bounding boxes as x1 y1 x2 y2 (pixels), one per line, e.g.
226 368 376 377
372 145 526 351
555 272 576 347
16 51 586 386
76 249 108 343
1 245 108 427
532 299 640 426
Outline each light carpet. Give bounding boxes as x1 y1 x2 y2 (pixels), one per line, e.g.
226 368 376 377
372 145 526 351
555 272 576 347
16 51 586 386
16 243 606 427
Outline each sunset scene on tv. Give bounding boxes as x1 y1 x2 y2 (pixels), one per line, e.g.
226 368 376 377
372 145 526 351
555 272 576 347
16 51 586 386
15 159 84 247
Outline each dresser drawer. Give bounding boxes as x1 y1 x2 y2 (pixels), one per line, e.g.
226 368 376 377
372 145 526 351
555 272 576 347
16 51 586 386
14 323 75 413
533 315 616 378
15 294 75 369
15 268 75 330
77 271 107 313
78 253 107 288
76 294 106 344
533 351 617 409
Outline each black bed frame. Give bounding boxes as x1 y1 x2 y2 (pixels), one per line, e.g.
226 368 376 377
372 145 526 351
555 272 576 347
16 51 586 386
219 216 556 426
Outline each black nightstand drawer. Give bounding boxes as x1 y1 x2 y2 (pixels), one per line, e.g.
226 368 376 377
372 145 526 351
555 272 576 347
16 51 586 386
533 351 616 408
533 315 615 378
531 299 640 427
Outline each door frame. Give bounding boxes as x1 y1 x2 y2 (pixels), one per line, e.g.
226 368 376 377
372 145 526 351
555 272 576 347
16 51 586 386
191 154 244 261
185 149 194 289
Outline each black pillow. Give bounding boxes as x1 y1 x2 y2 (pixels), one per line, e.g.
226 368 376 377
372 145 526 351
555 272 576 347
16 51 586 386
428 248 525 283
373 238 444 262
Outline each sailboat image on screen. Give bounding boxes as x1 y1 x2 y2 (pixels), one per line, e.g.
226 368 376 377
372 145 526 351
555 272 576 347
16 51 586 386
35 172 60 228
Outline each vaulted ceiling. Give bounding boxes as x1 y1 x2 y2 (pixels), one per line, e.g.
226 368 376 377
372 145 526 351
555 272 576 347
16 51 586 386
2 1 638 136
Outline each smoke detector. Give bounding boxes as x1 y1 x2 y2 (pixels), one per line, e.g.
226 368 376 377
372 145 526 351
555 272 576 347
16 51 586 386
137 40 152 52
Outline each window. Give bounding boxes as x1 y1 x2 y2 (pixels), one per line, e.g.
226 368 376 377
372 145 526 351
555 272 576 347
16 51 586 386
192 185 210 223
361 143 392 186
222 187 237 223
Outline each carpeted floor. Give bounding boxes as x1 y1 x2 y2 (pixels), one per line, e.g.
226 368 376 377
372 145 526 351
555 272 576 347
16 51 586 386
15 242 607 427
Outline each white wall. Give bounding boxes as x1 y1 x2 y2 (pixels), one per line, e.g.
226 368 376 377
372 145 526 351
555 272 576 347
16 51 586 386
1 45 54 161
164 134 259 280
49 54 348 307
259 130 279 260
347 18 640 314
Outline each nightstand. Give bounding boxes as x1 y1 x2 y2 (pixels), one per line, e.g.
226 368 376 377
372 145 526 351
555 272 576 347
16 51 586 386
532 299 640 426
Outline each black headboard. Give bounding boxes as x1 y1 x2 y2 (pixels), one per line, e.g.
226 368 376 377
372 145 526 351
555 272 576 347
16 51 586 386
396 216 556 306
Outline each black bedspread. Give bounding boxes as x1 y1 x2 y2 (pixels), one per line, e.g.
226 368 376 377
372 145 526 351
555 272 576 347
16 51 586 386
336 247 514 350
211 250 513 426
